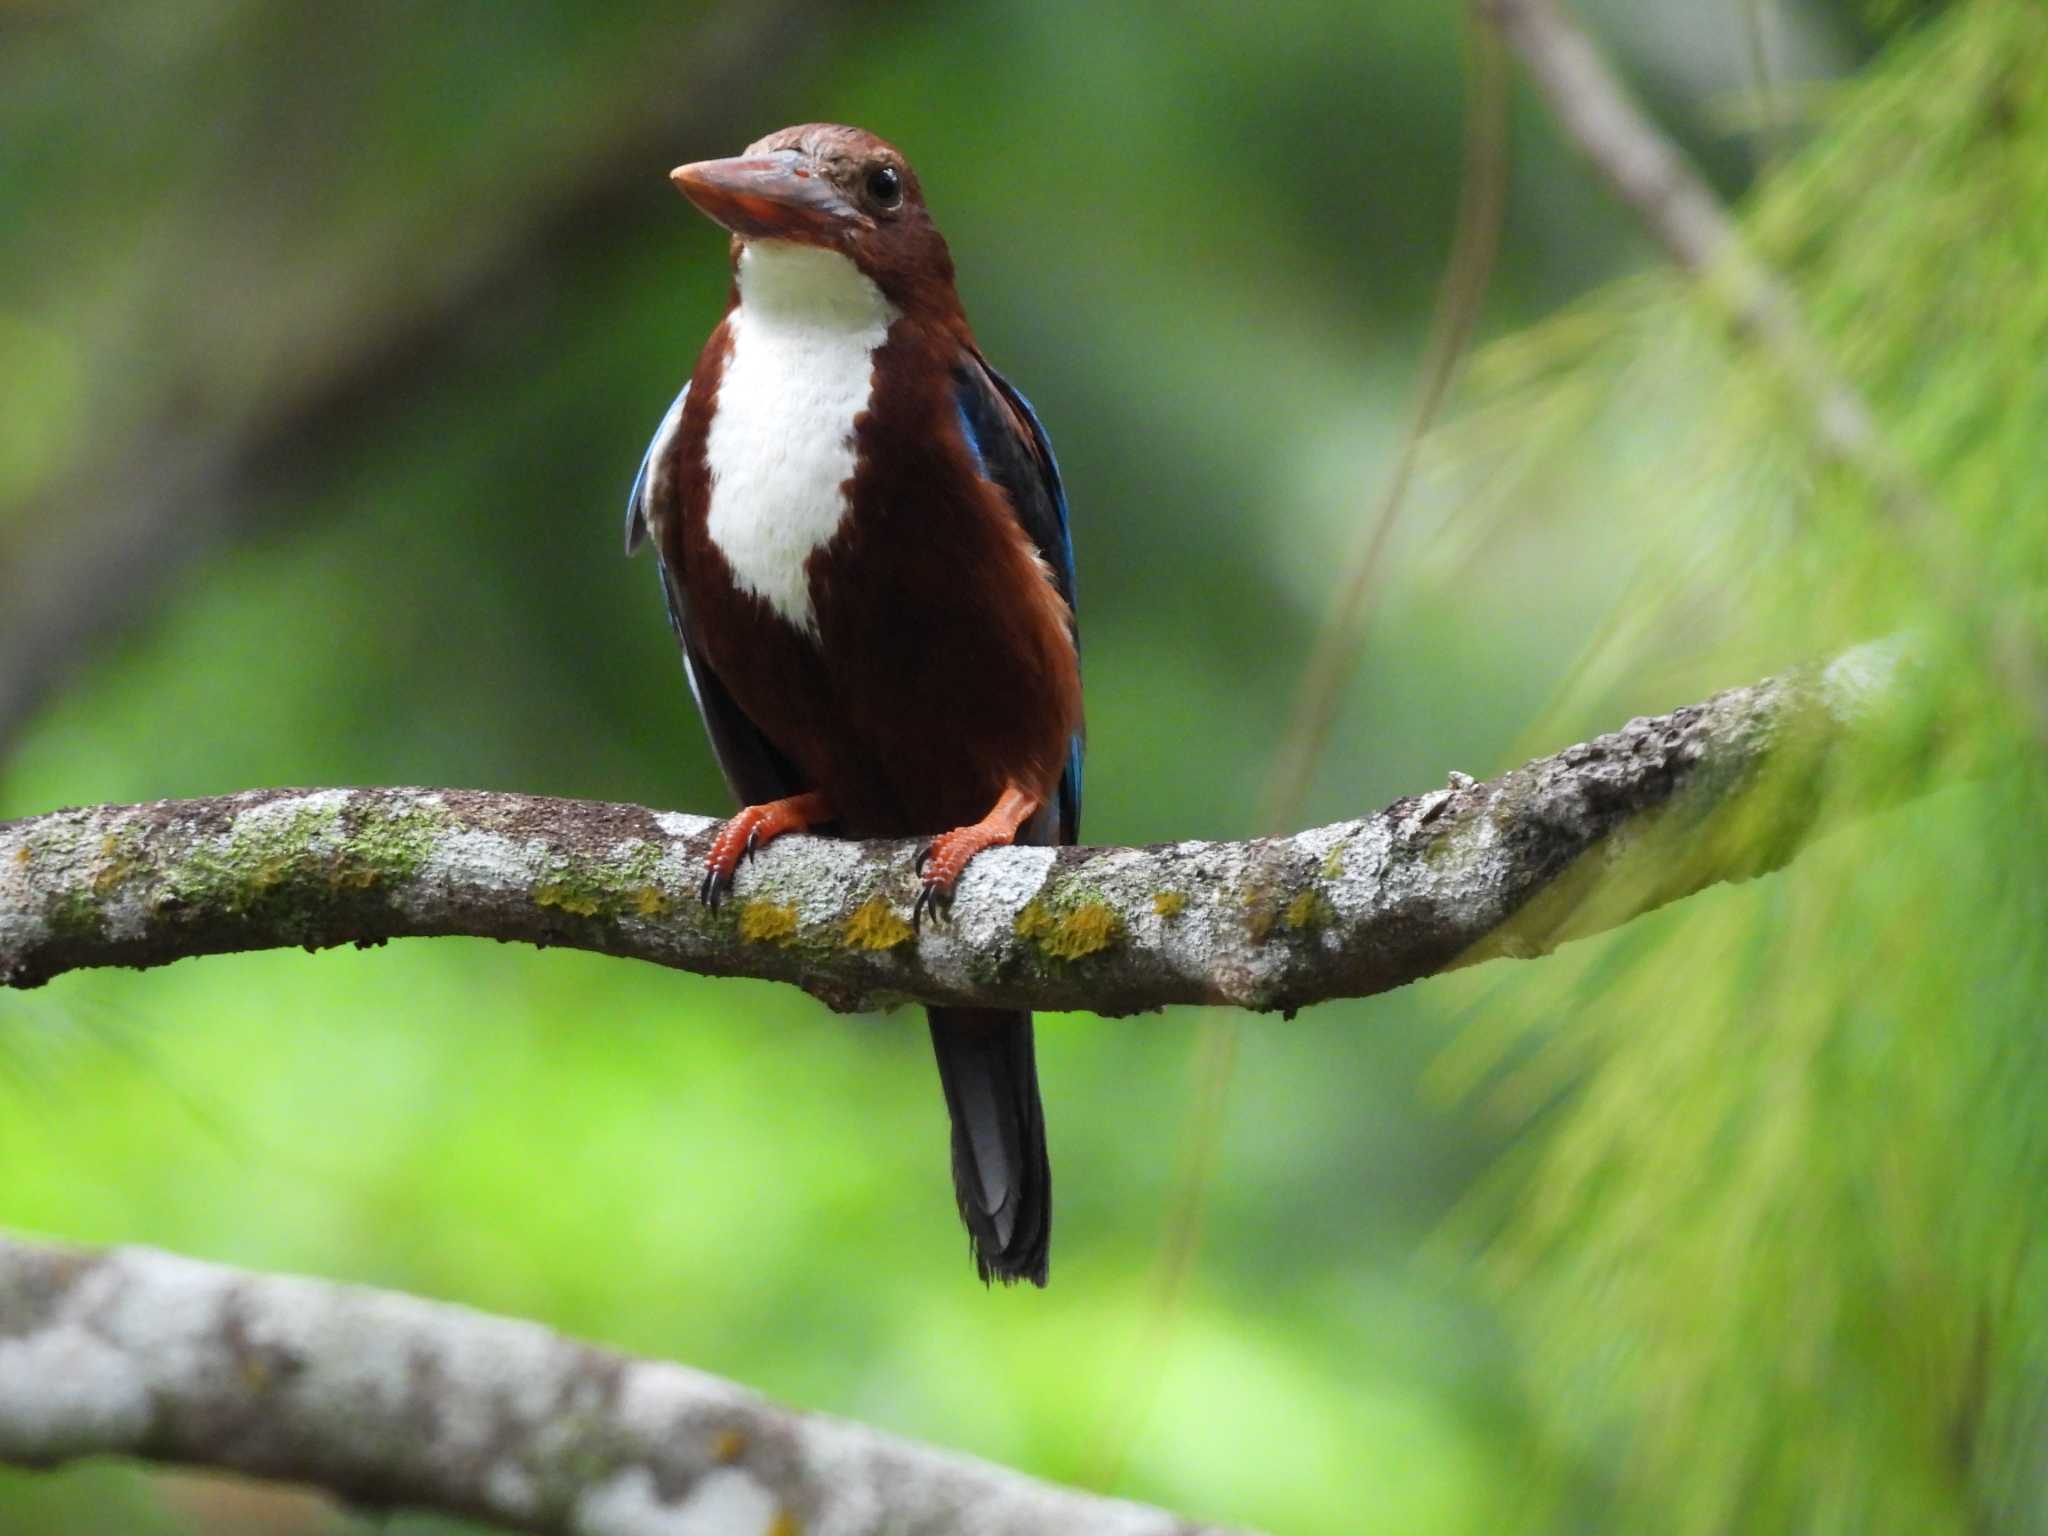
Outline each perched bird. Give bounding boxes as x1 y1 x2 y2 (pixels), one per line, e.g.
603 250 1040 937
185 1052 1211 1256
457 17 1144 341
624 124 1082 1285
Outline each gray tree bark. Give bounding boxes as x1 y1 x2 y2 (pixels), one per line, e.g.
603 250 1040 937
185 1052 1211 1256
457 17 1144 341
0 1234 1248 1535
2 643 1904 1015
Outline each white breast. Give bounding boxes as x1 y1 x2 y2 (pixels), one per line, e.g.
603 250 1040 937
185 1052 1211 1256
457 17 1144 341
704 241 899 634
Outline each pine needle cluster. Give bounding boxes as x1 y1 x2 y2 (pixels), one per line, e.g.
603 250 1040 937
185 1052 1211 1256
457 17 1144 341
1435 5 2048 1528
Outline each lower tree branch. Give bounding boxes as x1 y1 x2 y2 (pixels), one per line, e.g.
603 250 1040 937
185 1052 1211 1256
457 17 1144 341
0 643 1906 1014
0 1233 1248 1536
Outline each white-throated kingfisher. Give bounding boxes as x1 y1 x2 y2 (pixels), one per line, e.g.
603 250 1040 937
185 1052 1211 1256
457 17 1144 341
623 124 1082 1286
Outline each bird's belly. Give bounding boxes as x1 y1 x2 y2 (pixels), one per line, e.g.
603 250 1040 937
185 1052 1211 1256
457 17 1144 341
690 524 1077 837
703 301 893 635
809 532 1077 836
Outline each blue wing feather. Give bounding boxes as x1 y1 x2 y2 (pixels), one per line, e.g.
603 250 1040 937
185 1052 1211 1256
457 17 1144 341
624 383 689 556
953 358 1083 842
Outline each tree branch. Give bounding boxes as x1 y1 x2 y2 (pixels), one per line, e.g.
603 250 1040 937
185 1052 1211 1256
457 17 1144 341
1478 0 1928 519
0 642 1907 1014
0 1233 1249 1536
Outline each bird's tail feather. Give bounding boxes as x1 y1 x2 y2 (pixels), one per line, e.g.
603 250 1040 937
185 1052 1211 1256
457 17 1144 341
926 1007 1051 1286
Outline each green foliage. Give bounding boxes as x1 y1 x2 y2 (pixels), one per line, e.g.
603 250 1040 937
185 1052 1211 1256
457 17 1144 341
1433 3 2048 1529
0 5 1535 1533
3 1 2033 1533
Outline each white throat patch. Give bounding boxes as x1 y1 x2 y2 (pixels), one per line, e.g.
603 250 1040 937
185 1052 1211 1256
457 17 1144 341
704 241 898 633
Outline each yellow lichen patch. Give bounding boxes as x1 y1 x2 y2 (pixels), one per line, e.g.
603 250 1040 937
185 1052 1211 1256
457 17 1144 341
249 854 292 894
1041 902 1123 960
629 884 671 918
843 895 912 950
329 858 380 891
13 847 28 866
1285 891 1333 931
91 838 139 894
1151 889 1186 919
1243 887 1278 942
767 1512 802 1536
712 1428 746 1463
534 882 603 917
738 901 799 946
1013 900 1056 942
1320 844 1348 879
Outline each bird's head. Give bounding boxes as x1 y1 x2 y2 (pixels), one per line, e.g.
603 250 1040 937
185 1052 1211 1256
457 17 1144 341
671 124 958 319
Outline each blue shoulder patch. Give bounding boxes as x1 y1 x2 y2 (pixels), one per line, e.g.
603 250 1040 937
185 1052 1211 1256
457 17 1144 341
954 393 988 475
1002 380 1075 616
955 359 1083 841
625 383 690 557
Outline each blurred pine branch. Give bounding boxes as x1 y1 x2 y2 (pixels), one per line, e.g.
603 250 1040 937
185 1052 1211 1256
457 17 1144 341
1436 2 2048 1529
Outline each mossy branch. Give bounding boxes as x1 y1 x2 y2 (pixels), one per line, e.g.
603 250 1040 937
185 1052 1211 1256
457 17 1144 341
0 1233 1251 1536
0 642 1908 1015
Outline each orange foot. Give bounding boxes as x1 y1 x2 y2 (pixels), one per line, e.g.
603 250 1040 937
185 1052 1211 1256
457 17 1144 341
913 784 1042 929
701 791 831 910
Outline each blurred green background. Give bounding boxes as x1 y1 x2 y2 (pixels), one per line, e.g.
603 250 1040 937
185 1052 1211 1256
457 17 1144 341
3 2 2022 1533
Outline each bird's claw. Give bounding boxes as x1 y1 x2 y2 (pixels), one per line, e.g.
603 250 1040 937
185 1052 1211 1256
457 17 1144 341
699 814 759 910
699 794 831 911
911 874 955 931
911 840 954 929
912 821 1010 930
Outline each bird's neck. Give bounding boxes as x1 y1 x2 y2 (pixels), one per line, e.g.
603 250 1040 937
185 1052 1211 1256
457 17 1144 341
734 241 895 333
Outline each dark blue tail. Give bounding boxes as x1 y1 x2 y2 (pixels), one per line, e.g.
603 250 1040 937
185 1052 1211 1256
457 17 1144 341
926 1007 1051 1286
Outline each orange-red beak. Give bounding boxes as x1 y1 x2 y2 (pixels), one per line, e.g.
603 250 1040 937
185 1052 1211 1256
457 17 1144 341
669 151 858 242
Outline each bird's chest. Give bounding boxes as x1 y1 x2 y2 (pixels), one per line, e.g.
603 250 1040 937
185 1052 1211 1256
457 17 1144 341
701 303 892 634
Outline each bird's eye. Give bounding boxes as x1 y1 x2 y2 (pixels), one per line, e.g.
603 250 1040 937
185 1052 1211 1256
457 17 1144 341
865 164 902 209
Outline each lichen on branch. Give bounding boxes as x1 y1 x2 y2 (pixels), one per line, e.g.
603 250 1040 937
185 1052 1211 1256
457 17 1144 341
0 642 1905 1015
